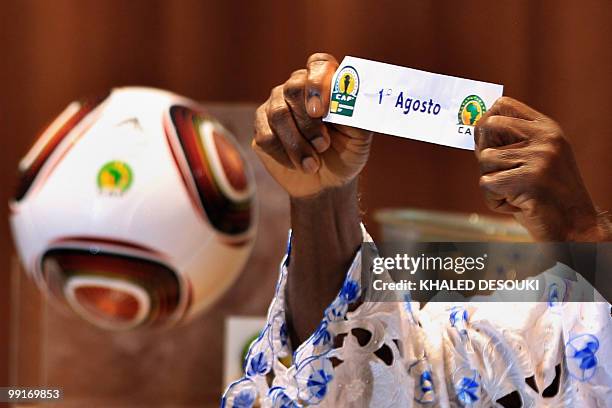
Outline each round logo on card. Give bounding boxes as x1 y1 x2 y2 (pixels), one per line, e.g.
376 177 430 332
458 95 486 126
330 66 360 117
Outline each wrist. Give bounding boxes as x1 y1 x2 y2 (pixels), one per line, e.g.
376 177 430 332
289 177 363 269
566 206 612 242
289 178 362 248
288 177 360 201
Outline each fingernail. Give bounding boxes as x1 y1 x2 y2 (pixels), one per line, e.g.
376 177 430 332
311 136 329 153
302 157 319 174
307 95 323 116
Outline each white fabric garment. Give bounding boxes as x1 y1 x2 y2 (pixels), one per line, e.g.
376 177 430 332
222 227 611 407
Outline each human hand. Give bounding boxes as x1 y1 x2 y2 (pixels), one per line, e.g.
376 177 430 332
252 53 372 198
474 97 607 241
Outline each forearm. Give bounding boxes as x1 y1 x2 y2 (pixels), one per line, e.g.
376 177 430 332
286 178 362 346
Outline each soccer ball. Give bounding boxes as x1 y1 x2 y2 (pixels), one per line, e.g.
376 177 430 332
10 87 257 330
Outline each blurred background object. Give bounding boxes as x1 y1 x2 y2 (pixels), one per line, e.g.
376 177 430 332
1 1 611 406
376 209 530 242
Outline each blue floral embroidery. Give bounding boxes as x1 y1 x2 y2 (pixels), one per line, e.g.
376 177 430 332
233 391 255 408
575 345 598 370
244 325 273 377
421 370 434 393
279 322 289 347
246 351 268 376
270 311 290 357
449 307 469 335
312 321 332 346
565 334 600 381
221 378 257 408
340 279 360 303
296 354 334 405
418 370 435 404
547 283 559 307
455 375 479 405
268 387 300 408
409 358 435 404
285 230 292 266
307 368 333 400
324 297 349 322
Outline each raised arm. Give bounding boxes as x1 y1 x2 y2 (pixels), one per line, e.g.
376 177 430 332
252 53 372 344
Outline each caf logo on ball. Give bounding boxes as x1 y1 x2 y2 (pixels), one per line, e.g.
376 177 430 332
97 160 133 195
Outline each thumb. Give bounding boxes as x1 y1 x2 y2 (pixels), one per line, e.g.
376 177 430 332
305 53 339 118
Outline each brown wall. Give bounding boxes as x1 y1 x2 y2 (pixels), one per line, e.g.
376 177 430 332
1 0 611 401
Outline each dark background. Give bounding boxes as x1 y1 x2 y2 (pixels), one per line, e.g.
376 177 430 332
1 0 611 403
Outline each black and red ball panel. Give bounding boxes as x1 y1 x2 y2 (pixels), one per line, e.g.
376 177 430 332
166 105 253 236
40 246 182 327
14 94 108 201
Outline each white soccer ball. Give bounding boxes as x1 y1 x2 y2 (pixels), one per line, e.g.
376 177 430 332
10 87 257 330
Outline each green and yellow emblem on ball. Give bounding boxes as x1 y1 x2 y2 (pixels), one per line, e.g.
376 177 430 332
97 161 133 194
458 95 487 126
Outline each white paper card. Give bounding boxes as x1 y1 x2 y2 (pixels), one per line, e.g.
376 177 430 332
323 56 503 150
